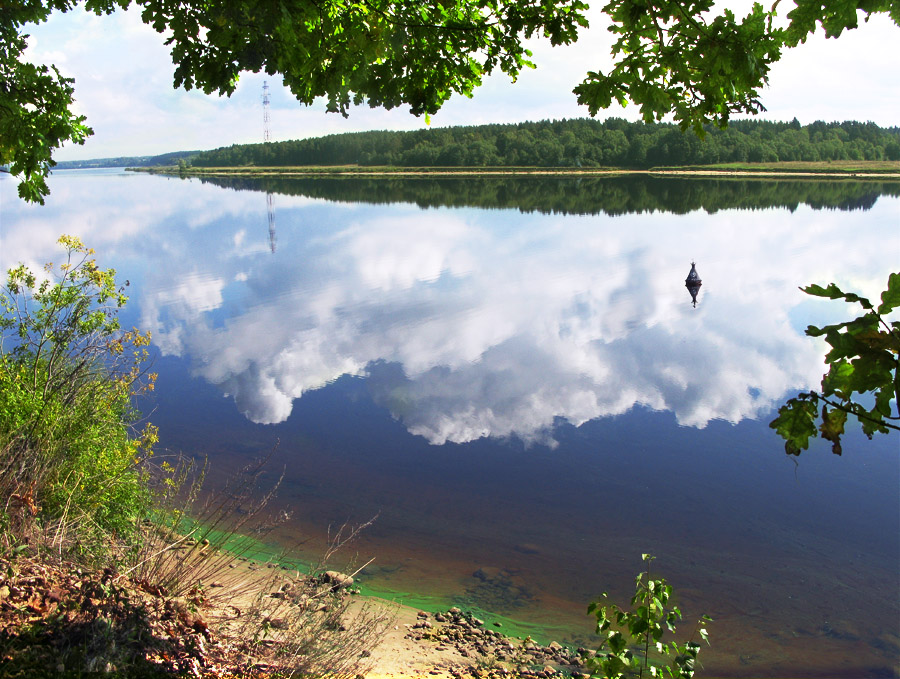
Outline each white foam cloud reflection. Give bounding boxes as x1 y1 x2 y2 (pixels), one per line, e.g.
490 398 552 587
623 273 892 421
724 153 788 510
3 172 896 446
128 185 897 445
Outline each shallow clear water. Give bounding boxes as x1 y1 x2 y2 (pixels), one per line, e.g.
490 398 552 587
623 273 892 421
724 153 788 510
1 169 898 676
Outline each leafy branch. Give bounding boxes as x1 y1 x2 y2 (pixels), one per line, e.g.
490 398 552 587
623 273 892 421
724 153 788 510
586 554 711 678
770 272 900 456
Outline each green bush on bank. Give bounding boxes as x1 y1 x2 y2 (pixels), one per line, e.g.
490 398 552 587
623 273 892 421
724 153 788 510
0 236 157 555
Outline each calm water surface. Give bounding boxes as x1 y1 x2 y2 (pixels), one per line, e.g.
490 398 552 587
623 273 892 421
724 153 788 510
1 170 898 677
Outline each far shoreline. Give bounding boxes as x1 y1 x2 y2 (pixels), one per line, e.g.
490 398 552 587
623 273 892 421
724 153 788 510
128 161 900 181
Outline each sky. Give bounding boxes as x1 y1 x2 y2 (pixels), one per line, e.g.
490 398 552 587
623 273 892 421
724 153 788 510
22 2 900 161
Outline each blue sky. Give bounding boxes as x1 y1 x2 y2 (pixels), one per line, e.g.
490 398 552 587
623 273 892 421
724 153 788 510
24 3 900 161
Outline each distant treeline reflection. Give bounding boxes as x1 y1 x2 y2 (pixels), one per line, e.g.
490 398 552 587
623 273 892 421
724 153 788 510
197 175 899 215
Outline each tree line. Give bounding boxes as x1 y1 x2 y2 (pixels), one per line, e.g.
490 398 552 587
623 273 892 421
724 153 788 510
198 174 900 216
191 119 900 169
55 150 198 170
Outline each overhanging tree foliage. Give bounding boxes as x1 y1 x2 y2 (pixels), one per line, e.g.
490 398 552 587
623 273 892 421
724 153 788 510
2 0 898 202
770 272 900 456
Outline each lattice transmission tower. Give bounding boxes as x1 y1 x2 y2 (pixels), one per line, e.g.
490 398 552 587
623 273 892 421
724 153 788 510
262 80 272 143
263 81 276 252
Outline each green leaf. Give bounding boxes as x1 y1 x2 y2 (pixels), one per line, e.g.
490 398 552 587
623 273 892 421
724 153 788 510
842 292 873 310
802 282 845 299
631 617 648 636
861 412 890 438
769 398 818 454
877 272 900 315
608 630 627 654
819 406 847 456
802 283 873 310
874 385 894 418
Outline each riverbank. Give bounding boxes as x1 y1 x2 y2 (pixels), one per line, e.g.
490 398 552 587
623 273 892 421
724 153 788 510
0 548 596 678
130 159 900 180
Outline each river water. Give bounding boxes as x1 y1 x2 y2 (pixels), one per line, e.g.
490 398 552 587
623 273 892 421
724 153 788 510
1 169 898 676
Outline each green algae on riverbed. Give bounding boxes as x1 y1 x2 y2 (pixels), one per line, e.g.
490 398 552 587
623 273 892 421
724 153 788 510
177 521 581 647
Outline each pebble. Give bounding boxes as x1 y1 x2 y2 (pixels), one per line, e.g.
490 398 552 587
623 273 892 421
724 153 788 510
407 608 587 677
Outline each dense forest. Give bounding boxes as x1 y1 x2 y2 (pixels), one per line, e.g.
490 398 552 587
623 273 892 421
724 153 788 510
198 175 900 216
191 119 900 169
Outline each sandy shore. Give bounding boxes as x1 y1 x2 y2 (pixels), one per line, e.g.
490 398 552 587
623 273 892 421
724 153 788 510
355 601 474 679
197 554 483 677
209 553 586 679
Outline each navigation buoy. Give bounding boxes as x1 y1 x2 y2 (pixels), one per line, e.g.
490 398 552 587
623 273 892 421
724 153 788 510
685 262 702 307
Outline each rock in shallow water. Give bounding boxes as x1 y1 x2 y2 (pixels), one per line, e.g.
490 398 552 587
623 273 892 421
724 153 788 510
322 571 354 589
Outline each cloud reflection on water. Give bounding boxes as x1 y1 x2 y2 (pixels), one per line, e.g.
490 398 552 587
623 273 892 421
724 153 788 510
134 192 894 445
2 172 897 446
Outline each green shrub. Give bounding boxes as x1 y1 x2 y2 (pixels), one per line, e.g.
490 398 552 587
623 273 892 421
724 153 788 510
0 235 157 553
587 554 711 679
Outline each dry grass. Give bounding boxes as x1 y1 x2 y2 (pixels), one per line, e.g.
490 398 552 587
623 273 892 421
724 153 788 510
121 450 394 678
0 449 394 678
